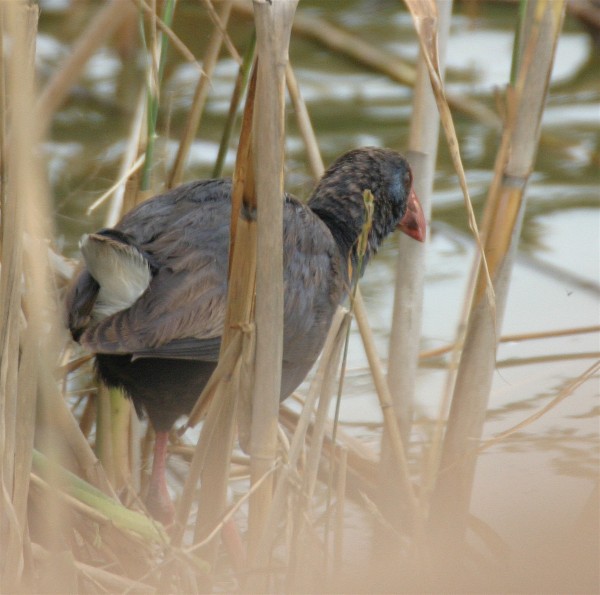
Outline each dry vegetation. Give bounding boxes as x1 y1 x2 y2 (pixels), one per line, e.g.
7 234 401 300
0 0 597 593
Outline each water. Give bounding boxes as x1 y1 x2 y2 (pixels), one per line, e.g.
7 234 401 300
39 0 599 585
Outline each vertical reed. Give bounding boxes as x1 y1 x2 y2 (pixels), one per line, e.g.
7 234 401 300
247 2 297 586
36 0 137 135
0 5 39 589
168 0 235 188
429 0 567 554
381 0 453 526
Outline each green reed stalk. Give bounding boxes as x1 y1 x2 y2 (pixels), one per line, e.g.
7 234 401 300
32 450 166 542
140 0 176 191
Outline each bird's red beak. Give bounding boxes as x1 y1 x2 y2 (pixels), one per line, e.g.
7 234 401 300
397 187 426 242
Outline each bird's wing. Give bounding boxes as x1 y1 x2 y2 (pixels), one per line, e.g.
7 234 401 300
79 234 229 359
77 180 232 360
130 336 222 361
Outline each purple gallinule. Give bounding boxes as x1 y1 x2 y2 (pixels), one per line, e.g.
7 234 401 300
66 147 426 523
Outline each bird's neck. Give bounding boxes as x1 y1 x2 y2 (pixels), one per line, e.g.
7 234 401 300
314 208 363 262
308 186 366 263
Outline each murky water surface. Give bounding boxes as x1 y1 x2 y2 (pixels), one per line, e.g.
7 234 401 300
39 0 598 580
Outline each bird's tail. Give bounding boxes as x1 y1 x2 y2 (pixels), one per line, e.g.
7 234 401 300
80 231 151 320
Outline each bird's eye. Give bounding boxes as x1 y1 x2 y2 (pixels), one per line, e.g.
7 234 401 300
403 170 412 190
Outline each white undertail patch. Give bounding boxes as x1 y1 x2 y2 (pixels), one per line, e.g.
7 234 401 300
80 233 151 321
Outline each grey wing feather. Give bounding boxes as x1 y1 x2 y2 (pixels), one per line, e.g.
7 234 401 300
78 180 231 357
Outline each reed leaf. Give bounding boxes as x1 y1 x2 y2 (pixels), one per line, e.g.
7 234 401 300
32 450 167 543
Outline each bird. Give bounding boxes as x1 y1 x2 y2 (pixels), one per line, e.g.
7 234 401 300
65 147 426 524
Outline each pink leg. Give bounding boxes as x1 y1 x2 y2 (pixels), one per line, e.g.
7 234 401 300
145 430 175 525
222 518 246 572
145 431 246 568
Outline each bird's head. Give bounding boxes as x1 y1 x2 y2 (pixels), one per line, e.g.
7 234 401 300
308 147 426 262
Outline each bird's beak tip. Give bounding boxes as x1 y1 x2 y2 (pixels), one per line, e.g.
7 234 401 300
397 187 427 242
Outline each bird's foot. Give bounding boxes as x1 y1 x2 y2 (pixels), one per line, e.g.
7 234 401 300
145 484 175 526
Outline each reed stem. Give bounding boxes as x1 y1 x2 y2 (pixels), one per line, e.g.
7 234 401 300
429 0 567 553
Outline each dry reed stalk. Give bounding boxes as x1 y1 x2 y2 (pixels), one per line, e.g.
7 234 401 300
484 351 598 367
0 8 6 235
171 334 242 541
385 0 453 524
2 3 131 588
185 463 276 556
406 0 495 311
386 0 452 447
106 88 147 221
280 407 380 482
354 290 419 521
0 3 27 512
213 31 256 178
429 0 566 550
190 359 242 562
171 65 260 581
134 0 203 71
333 445 348 572
250 309 349 585
256 308 347 526
36 0 137 135
201 0 242 64
302 318 350 502
31 543 155 594
420 324 600 359
168 0 234 188
85 156 144 215
285 62 325 180
0 5 40 589
231 0 501 128
246 2 297 579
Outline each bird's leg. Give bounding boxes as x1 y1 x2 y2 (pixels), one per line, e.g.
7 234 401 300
222 518 246 573
146 430 175 525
